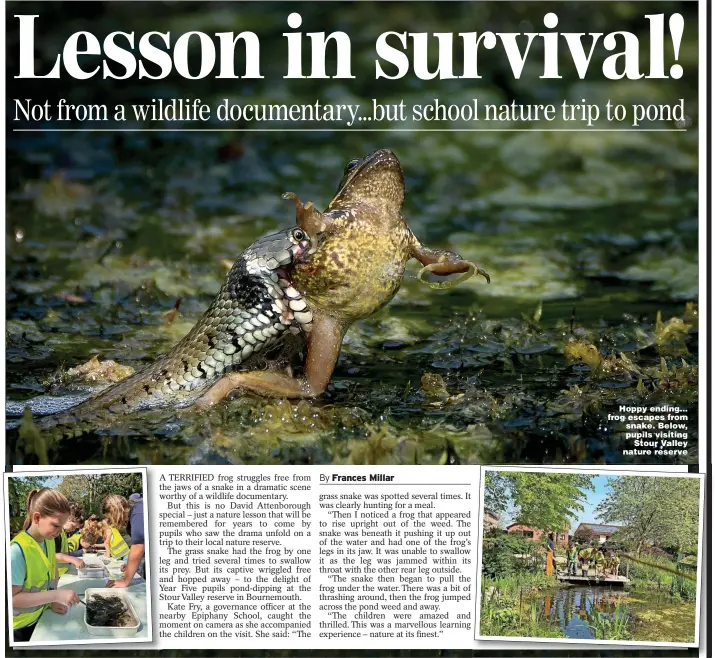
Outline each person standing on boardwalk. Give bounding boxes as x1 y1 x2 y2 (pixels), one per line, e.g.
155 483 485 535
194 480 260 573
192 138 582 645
594 548 606 576
567 542 578 575
579 546 593 576
546 533 557 576
608 551 620 576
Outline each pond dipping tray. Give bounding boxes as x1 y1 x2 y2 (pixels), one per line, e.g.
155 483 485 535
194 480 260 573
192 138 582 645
77 566 107 579
556 573 630 586
83 588 140 638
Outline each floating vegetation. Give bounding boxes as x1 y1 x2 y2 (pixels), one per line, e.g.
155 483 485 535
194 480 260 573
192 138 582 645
6 303 698 466
654 311 691 356
65 356 135 384
565 340 642 378
420 373 450 399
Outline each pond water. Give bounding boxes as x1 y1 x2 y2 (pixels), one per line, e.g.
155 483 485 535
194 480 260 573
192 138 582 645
541 586 630 639
537 586 694 642
5 3 699 466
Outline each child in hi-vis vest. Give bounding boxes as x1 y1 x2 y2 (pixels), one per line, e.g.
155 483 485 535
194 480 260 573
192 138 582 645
56 503 86 576
101 495 131 561
10 489 80 642
64 504 85 553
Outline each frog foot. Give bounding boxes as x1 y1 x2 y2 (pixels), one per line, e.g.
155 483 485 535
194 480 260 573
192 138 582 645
426 256 490 281
409 235 490 288
418 260 490 289
282 191 328 247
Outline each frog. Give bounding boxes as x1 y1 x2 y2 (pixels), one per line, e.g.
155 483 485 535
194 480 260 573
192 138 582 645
196 148 489 404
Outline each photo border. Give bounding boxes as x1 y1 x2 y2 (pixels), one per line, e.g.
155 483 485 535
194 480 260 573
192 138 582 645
474 465 705 648
3 465 153 647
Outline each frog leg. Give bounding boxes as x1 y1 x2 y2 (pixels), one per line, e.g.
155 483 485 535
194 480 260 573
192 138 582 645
408 231 490 283
195 315 344 405
283 192 331 242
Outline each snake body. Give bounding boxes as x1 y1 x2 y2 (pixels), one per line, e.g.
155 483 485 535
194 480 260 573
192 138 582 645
12 227 314 433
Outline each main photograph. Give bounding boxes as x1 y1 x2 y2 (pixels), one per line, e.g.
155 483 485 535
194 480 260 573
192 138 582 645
5 2 699 467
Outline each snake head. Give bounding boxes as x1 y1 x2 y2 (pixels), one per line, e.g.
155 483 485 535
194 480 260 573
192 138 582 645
283 191 329 254
246 227 313 275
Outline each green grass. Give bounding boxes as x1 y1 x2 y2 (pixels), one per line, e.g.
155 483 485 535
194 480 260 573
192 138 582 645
623 554 698 601
480 574 565 638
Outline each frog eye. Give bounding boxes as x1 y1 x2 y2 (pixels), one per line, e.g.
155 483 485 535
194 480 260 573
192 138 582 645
292 228 306 242
343 158 361 175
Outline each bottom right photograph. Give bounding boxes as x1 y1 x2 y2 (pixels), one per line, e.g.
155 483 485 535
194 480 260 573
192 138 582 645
476 467 703 647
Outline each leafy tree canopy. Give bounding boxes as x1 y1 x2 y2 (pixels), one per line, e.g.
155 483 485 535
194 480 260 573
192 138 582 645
485 471 594 533
7 476 55 527
57 472 143 517
596 476 700 554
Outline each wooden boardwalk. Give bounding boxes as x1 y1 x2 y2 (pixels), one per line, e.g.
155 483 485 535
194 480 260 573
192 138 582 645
556 572 630 586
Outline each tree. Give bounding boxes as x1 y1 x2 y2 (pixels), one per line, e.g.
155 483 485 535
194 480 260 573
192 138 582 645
573 525 597 545
483 471 511 516
484 471 594 533
57 473 143 516
7 476 54 534
596 476 700 555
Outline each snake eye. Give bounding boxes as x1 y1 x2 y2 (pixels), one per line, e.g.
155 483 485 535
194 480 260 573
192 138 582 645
344 158 361 175
292 228 306 242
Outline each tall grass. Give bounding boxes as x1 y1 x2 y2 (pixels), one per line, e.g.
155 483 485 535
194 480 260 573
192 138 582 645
670 569 698 601
480 576 564 638
623 554 698 600
480 583 521 636
486 571 557 596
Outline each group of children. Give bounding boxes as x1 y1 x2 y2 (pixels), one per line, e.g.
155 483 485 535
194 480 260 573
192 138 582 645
566 543 621 577
10 487 140 642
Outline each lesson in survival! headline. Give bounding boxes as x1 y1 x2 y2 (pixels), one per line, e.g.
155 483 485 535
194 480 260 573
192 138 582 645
13 12 684 82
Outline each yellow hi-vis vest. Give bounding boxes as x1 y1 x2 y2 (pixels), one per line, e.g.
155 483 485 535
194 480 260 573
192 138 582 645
57 530 70 576
11 531 57 629
108 527 130 559
67 531 81 552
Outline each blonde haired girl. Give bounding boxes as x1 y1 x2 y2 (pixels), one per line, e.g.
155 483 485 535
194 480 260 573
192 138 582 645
101 495 130 560
11 488 80 642
79 518 110 553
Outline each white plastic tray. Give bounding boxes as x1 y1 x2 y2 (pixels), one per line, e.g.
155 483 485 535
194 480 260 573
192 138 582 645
84 588 140 637
82 556 104 567
77 566 107 579
107 566 124 579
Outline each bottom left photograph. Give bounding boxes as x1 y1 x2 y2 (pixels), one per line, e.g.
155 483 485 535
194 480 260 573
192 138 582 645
4 467 151 646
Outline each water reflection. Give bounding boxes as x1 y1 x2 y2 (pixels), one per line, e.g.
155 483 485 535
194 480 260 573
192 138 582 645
543 587 628 639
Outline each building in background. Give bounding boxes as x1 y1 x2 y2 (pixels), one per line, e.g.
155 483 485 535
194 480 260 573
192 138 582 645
483 509 500 532
506 524 569 547
573 523 622 544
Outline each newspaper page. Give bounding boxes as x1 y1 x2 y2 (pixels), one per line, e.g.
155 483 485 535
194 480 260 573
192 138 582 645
2 1 709 657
